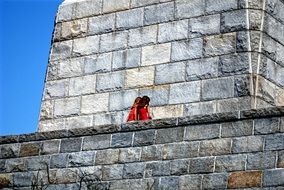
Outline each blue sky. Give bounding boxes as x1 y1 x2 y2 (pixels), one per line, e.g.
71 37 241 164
0 0 63 135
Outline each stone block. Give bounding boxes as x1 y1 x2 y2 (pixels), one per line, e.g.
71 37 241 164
235 74 251 98
49 168 78 184
184 101 216 116
152 105 184 119
278 150 284 168
202 77 235 100
176 0 205 19
170 159 189 175
156 127 184 144
215 154 246 172
249 10 263 30
188 157 214 174
141 145 163 161
184 124 220 141
69 75 96 96
247 152 276 170
68 151 96 167
57 57 84 78
50 40 72 61
61 18 87 39
219 53 250 77
95 149 119 165
96 71 124 92
141 43 171 66
263 169 284 187
125 67 154 88
221 120 253 137
189 14 220 38
200 138 231 156
162 142 199 160
100 31 128 52
73 0 102 18
128 25 157 47
73 35 100 56
117 8 143 29
112 48 141 70
103 0 130 13
205 0 238 13
50 153 68 168
19 142 41 157
38 118 65 132
217 97 252 113
25 155 50 171
56 3 74 22
221 10 247 32
158 177 179 189
39 100 54 120
204 33 236 57
54 97 80 117
44 79 68 99
254 117 280 134
265 134 284 150
123 163 145 179
102 164 123 180
41 139 60 155
171 38 203 61
179 175 202 190
84 53 112 74
169 81 201 104
133 130 156 146
5 158 26 172
93 111 123 125
158 20 188 43
118 147 141 163
60 137 82 153
13 172 32 187
53 23 61 41
145 161 170 177
202 173 228 189
131 0 159 8
228 171 262 188
129 179 155 190
109 180 128 190
186 57 219 82
46 61 58 81
81 93 109 114
232 136 263 153
144 2 174 25
111 132 133 148
88 14 115 35
139 85 169 106
82 134 110 151
65 115 93 130
155 62 186 85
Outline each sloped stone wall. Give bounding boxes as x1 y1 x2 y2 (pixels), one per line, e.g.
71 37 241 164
1 106 284 189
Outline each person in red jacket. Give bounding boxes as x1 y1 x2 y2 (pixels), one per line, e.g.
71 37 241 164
127 97 141 122
137 96 152 120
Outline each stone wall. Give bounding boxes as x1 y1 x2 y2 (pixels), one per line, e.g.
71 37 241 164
1 106 284 189
38 0 284 131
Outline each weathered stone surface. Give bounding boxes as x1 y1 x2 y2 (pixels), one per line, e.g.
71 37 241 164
57 57 84 78
202 77 235 100
13 172 32 187
232 136 263 153
189 14 220 37
56 3 74 22
158 20 188 43
38 118 65 132
184 124 220 141
205 0 238 13
102 164 123 180
247 151 276 170
235 75 252 98
176 0 205 19
50 40 72 61
96 71 124 92
5 158 26 172
50 153 68 168
155 62 186 85
263 169 284 187
128 25 157 47
204 33 236 56
60 137 82 153
100 31 128 52
221 120 253 137
133 130 156 146
202 173 228 189
170 159 189 175
139 85 169 106
109 180 128 190
39 100 54 120
179 175 202 190
73 0 102 18
162 142 199 160
25 155 50 171
254 117 280 134
44 79 68 100
141 145 163 161
199 138 231 156
81 93 109 114
278 150 284 168
125 67 155 88
219 53 250 76
215 154 246 172
54 97 80 117
68 151 96 167
156 127 184 144
82 134 110 151
61 18 87 39
189 157 214 174
129 179 155 190
73 35 100 56
118 147 141 163
112 48 141 70
93 112 123 126
171 38 203 61
221 10 247 32
131 0 159 8
88 14 115 35
41 140 60 155
184 101 216 116
103 0 130 13
145 161 170 177
169 81 201 104
111 132 133 148
96 149 119 165
217 97 252 113
142 43 171 66
69 75 96 96
264 134 284 150
50 168 78 184
123 162 144 179
158 177 179 189
65 115 93 130
228 171 262 188
0 174 11 188
144 2 174 25
117 8 143 29
19 142 41 157
84 53 112 74
152 105 184 119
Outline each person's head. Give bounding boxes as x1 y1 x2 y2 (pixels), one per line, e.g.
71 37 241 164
133 97 141 106
138 96 150 107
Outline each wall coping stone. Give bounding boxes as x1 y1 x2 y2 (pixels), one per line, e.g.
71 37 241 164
1 106 283 145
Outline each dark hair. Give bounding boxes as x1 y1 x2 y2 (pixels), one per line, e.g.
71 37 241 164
133 97 141 106
138 96 150 107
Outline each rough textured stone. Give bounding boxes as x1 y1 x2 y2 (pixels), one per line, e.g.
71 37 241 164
232 136 263 153
152 105 184 119
144 2 174 25
61 18 87 39
228 171 262 188
102 164 123 180
171 38 203 61
278 150 284 168
41 140 60 155
65 115 93 130
73 0 102 18
215 154 246 172
68 151 95 167
263 169 284 187
103 0 130 13
56 3 74 22
199 138 231 156
50 40 72 61
217 97 251 113
221 10 247 32
247 152 276 170
202 173 228 189
128 179 155 190
141 145 163 161
204 33 236 56
219 53 250 76
81 93 109 114
112 48 141 70
25 155 50 171
142 43 171 66
57 57 84 78
73 35 100 56
19 142 41 157
84 53 112 74
169 81 201 104
50 168 78 184
158 177 179 190
60 137 82 153
125 67 155 88
254 117 280 134
44 79 68 99
96 71 124 92
0 144 20 159
88 14 115 35
162 142 199 160
39 100 54 120
158 20 188 43
155 62 186 85
117 8 143 29
176 0 205 19
82 134 110 150
128 25 157 47
179 175 202 190
139 85 169 106
189 14 220 37
133 130 156 146
118 147 141 163
5 158 26 172
170 159 189 175
100 31 128 52
184 101 216 116
265 134 284 150
221 120 253 137
206 0 238 13
13 172 32 187
111 132 133 148
184 124 220 141
145 161 170 177
96 149 119 165
93 111 123 126
69 75 96 96
131 0 159 8
38 118 65 132
54 97 80 117
123 162 144 179
156 127 184 144
50 153 68 168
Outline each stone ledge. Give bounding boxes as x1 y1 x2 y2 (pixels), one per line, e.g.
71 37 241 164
1 106 283 145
